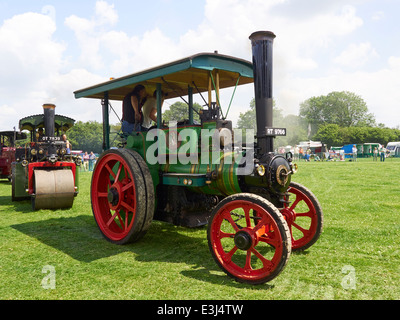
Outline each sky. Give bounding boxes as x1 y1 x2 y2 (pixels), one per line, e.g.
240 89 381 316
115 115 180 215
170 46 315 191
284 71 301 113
1 0 400 132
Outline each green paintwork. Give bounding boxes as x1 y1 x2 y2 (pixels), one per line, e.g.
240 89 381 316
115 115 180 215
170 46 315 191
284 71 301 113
19 114 75 133
11 162 28 200
74 53 253 101
74 52 253 197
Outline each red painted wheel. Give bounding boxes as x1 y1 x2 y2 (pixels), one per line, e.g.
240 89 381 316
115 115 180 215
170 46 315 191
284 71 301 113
207 193 291 284
91 149 154 244
281 182 323 251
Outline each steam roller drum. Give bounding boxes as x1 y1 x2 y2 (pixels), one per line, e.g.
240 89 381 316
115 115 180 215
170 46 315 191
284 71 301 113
32 169 75 210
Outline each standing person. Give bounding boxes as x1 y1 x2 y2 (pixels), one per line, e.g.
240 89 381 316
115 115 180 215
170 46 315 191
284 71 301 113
89 151 96 171
121 84 147 134
299 147 304 161
306 148 311 161
373 147 378 161
294 146 299 160
352 145 357 162
379 145 386 162
83 152 89 171
62 134 71 154
141 90 164 130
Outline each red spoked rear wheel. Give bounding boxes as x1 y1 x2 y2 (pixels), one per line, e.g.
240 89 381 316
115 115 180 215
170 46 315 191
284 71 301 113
91 149 154 244
281 182 323 251
207 193 291 285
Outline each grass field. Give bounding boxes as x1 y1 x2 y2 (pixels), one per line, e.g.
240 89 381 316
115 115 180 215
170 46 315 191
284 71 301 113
0 157 399 300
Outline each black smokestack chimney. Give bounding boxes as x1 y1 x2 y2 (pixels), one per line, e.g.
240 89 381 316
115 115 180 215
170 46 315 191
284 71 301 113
249 31 276 155
43 103 56 138
43 103 57 160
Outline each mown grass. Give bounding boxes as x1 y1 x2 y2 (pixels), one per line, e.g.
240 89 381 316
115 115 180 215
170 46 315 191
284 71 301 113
0 157 399 300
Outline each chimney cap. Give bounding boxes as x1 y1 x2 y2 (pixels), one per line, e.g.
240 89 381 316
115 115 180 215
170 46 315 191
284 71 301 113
249 31 276 41
43 103 56 109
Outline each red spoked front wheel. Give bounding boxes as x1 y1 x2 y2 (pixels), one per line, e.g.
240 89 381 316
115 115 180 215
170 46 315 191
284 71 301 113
281 182 323 251
207 193 291 285
91 149 154 245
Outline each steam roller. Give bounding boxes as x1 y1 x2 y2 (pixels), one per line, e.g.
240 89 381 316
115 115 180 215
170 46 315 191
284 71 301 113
32 169 75 210
11 103 80 210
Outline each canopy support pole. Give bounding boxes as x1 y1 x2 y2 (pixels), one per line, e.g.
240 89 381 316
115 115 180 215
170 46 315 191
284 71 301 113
156 83 162 128
102 91 110 151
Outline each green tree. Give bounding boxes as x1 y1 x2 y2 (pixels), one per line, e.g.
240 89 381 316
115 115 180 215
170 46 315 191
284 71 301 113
236 98 308 146
236 98 256 131
162 101 202 124
314 124 400 148
314 124 344 148
67 121 103 153
300 91 376 134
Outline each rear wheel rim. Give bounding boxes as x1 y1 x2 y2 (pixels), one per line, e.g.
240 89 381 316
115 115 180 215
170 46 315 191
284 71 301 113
282 185 320 250
91 153 137 242
209 198 287 283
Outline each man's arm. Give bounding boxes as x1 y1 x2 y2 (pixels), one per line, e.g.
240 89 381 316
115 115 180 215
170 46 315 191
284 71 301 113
131 96 141 122
149 108 157 122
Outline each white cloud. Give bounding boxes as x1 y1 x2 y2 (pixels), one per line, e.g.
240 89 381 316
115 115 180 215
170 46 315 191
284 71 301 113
371 11 385 21
334 42 379 68
275 55 400 128
65 1 119 71
388 56 400 69
95 1 118 26
0 13 65 88
0 12 66 129
0 105 18 117
1 0 399 133
0 9 109 131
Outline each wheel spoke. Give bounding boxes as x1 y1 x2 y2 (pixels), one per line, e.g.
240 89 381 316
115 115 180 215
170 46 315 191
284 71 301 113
244 205 252 227
114 162 123 182
296 210 313 218
253 215 270 235
251 247 273 270
219 231 235 239
223 211 240 232
107 209 125 231
121 201 135 214
292 221 307 236
97 192 108 198
224 246 238 262
289 196 301 211
121 181 134 192
244 250 253 271
104 163 116 180
259 232 280 248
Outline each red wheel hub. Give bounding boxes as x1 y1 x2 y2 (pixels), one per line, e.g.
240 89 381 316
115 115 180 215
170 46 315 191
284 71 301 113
280 207 296 226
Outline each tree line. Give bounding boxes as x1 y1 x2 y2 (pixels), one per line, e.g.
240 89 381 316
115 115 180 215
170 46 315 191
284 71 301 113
237 91 400 148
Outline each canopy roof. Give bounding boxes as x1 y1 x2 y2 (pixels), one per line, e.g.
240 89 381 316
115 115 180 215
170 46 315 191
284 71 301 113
0 131 27 141
19 114 75 132
74 53 254 101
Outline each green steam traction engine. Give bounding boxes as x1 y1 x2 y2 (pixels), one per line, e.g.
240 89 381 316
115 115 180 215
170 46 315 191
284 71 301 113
74 31 323 284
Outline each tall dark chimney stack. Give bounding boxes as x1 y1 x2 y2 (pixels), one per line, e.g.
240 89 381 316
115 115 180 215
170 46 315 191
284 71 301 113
249 31 276 155
43 103 57 160
43 103 56 138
